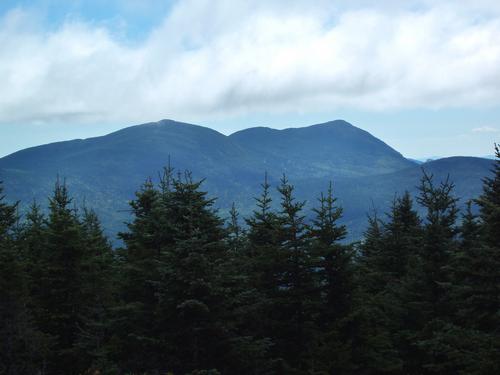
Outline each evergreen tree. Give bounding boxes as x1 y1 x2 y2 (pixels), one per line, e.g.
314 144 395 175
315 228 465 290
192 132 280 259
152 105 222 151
21 201 48 307
436 147 500 374
2 152 499 374
76 208 117 373
222 203 274 375
0 183 48 374
153 172 238 373
116 169 268 374
382 192 421 281
476 143 500 247
357 211 386 294
226 203 245 253
402 172 459 374
273 175 319 372
417 173 458 296
432 200 499 374
37 180 87 374
309 182 349 321
114 178 164 372
244 173 283 370
308 182 355 374
470 145 500 335
351 209 404 374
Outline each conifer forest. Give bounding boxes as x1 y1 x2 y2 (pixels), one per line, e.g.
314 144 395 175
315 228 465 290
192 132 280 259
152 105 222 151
1 146 499 375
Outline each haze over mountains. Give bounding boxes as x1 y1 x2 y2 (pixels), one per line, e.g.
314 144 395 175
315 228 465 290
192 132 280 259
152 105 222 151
0 119 493 241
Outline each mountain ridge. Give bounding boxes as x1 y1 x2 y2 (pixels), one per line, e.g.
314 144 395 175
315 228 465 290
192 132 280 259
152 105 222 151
0 119 493 241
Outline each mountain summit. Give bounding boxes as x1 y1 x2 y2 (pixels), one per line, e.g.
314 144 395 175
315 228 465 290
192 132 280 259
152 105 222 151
230 120 413 178
0 119 492 240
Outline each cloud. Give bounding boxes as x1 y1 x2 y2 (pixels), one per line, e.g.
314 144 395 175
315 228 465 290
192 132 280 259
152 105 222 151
472 126 499 133
1 0 500 125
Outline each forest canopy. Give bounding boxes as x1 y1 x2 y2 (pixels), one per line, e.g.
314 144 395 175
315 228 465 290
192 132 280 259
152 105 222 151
1 146 499 375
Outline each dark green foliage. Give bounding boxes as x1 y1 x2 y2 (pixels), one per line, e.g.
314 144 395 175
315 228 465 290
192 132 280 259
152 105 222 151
272 175 319 371
0 145 499 374
309 182 351 324
153 172 230 373
37 181 88 374
396 174 460 374
307 183 355 374
113 178 164 372
436 146 500 374
76 208 117 373
2 181 117 374
1 119 492 243
476 143 500 247
0 183 49 374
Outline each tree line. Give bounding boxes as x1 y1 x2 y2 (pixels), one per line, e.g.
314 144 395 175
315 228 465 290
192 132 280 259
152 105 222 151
1 146 499 375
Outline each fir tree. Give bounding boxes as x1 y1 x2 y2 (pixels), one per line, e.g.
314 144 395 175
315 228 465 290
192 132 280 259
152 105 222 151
114 178 164 372
0 183 49 374
476 143 500 247
244 173 283 367
437 147 500 374
76 208 117 373
273 175 319 372
154 172 234 373
36 180 88 374
308 182 355 374
382 192 421 281
402 172 459 374
351 210 404 374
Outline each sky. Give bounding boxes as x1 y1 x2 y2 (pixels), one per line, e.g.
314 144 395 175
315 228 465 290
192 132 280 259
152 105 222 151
0 0 499 158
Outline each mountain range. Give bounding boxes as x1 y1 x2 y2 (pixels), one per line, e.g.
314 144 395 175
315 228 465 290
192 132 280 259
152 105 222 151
0 119 493 242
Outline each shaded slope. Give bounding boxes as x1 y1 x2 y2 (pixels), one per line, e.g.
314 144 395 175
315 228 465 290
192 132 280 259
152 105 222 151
230 120 415 178
0 119 490 241
293 157 493 240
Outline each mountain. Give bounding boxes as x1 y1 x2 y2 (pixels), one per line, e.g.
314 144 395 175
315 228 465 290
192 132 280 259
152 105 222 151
229 120 415 178
0 119 493 242
322 157 492 239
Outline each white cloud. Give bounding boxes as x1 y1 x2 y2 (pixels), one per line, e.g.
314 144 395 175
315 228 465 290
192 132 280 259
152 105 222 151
472 126 499 133
1 0 500 125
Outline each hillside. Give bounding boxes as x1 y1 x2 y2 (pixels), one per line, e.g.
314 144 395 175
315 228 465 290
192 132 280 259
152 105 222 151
230 120 415 178
0 119 492 241
304 156 493 240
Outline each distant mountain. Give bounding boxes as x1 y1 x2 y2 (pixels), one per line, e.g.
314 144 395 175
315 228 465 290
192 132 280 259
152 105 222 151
230 120 415 178
413 156 443 163
0 119 493 242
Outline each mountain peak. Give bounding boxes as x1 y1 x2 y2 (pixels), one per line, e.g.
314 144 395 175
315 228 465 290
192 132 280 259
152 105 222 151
0 118 490 244
155 119 191 126
307 119 353 128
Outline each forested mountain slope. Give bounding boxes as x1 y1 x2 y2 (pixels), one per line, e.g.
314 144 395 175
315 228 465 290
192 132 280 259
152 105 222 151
0 119 492 240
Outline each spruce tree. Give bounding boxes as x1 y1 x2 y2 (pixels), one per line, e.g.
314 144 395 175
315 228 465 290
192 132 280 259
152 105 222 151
154 172 233 373
308 182 355 374
114 178 164 372
244 173 283 367
402 172 459 374
310 182 350 321
222 203 274 375
356 211 385 294
351 209 405 374
382 192 421 281
476 143 500 247
471 145 500 335
273 175 318 372
21 201 48 307
438 146 500 374
38 180 87 374
76 208 117 373
0 183 49 374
